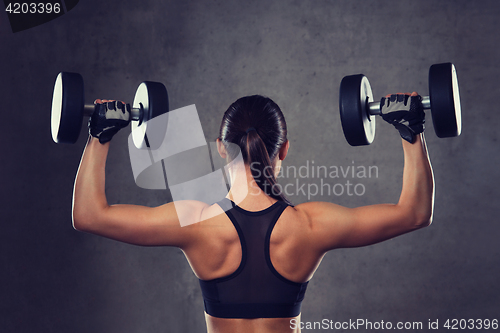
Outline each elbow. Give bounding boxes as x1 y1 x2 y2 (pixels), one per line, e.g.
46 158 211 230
417 216 433 229
414 209 433 229
72 211 87 232
72 195 109 232
72 206 94 232
72 217 85 232
399 198 434 230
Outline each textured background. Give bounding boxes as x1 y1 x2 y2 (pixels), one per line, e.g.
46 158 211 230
1 1 499 332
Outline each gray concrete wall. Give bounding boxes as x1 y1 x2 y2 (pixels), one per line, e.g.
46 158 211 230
1 0 499 332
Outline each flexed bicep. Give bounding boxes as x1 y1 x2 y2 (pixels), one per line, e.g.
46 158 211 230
297 201 422 253
74 200 209 247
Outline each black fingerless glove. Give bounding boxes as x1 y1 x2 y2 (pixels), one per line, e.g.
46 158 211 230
380 94 425 143
89 101 131 144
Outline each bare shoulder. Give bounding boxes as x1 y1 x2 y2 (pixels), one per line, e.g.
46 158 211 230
170 200 237 246
270 202 346 281
293 201 349 224
284 201 355 253
274 201 347 239
166 199 223 226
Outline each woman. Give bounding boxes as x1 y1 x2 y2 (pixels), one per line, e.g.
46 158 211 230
73 94 434 333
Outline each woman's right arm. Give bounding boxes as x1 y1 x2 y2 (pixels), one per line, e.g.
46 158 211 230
296 133 434 253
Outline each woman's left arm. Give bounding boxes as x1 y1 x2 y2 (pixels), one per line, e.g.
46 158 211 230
72 136 207 247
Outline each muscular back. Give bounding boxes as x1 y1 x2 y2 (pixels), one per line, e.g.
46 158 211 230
181 200 324 284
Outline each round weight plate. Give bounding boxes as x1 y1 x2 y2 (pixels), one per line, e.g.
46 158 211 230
51 72 85 143
131 81 169 149
429 63 462 138
339 74 375 146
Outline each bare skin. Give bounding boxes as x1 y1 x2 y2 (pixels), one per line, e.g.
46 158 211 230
73 102 434 333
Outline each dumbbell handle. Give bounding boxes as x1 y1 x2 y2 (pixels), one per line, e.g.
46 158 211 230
83 104 142 121
368 95 431 115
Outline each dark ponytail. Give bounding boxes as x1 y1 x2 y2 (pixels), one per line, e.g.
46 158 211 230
219 95 290 204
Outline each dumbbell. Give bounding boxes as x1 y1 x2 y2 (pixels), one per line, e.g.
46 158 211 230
339 62 462 146
51 72 169 149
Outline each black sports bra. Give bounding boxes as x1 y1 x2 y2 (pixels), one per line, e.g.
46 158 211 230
198 198 309 319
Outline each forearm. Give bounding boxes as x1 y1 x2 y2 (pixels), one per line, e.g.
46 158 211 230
72 136 110 230
397 133 435 227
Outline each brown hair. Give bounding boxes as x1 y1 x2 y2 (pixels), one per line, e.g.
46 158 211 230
219 95 290 204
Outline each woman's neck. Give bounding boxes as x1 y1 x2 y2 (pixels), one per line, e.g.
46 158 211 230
225 162 277 210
